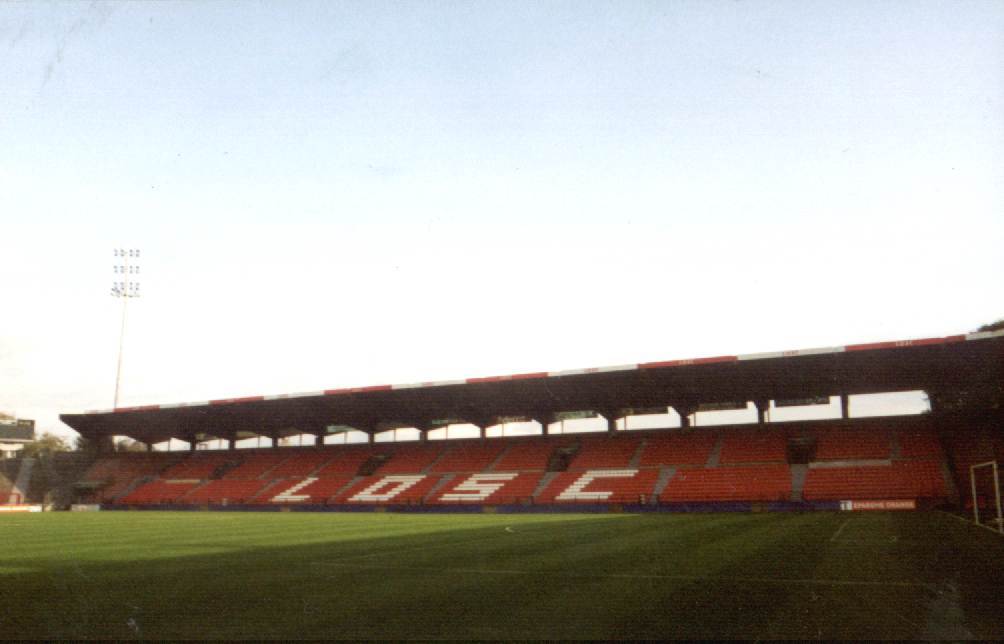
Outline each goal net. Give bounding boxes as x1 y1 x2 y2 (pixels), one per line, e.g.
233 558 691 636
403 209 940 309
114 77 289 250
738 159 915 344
970 461 1003 534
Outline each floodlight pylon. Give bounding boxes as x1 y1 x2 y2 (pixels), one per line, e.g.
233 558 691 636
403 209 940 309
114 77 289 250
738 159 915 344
111 248 141 409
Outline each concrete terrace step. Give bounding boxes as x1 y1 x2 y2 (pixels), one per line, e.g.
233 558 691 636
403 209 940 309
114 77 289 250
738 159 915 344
423 473 456 502
485 444 511 472
422 448 449 474
705 434 723 468
628 439 647 469
652 466 677 501
532 471 560 499
113 475 156 503
250 478 290 503
334 476 364 502
790 464 807 502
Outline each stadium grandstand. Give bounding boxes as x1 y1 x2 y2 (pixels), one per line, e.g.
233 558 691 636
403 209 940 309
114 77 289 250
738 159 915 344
59 330 1003 513
3 330 1002 640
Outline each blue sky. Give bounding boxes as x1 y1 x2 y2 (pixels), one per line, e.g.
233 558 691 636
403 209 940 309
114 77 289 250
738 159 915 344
1 1 1002 440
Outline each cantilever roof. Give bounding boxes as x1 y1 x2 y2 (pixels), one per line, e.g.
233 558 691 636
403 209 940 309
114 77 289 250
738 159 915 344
60 330 1004 445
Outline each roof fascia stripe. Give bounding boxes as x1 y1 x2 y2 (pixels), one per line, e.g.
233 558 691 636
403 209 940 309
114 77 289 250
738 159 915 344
209 396 265 406
967 329 1004 341
323 384 393 396
845 335 967 352
466 372 549 384
737 346 844 361
158 401 210 409
640 356 737 369
392 379 467 390
263 391 324 401
548 364 638 377
111 405 160 413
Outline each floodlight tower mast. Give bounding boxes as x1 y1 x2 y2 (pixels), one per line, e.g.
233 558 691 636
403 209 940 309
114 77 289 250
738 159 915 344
111 249 141 409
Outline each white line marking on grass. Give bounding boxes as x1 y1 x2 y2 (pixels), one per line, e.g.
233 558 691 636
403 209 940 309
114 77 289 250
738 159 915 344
313 530 525 564
831 537 905 546
314 561 933 589
938 509 1004 537
830 518 852 542
830 518 903 545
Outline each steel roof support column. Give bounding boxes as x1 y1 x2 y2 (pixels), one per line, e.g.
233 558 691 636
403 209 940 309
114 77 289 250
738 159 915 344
926 390 949 414
599 410 618 433
346 422 376 444
840 394 850 419
298 424 328 448
468 417 492 441
754 400 769 424
532 412 557 436
672 403 697 429
94 435 109 454
98 436 115 454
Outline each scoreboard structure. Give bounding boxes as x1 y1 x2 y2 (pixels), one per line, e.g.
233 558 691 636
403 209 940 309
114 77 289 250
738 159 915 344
0 418 35 457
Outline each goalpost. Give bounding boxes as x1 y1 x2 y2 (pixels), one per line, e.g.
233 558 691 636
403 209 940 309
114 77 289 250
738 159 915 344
970 461 1004 534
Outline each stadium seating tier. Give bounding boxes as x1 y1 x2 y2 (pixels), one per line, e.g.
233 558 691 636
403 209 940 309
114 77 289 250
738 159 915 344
536 468 661 504
718 431 788 464
430 442 505 473
638 432 717 467
490 440 562 471
660 465 792 502
568 436 643 470
89 415 988 509
813 428 891 461
803 462 948 501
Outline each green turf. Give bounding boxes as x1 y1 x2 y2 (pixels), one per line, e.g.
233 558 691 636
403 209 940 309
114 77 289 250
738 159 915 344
2 510 1003 639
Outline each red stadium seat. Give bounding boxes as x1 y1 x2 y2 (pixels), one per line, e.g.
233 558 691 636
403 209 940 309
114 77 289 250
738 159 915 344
313 447 381 477
660 465 792 502
897 428 944 460
429 442 505 473
813 428 891 460
80 453 180 502
491 440 565 471
334 474 444 504
719 431 788 464
268 450 339 477
802 462 948 501
119 479 200 504
183 479 271 504
536 468 661 504
430 472 544 505
160 452 236 479
102 416 968 509
223 452 290 479
567 436 643 470
265 476 356 504
638 432 717 467
376 445 446 474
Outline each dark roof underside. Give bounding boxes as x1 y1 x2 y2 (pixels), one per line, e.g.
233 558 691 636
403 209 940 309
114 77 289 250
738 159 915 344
60 335 1004 444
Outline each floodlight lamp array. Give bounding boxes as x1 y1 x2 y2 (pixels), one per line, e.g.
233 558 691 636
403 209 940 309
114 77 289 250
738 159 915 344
111 248 141 298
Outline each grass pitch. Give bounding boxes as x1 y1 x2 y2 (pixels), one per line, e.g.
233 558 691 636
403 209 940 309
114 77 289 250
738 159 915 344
2 510 1003 639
